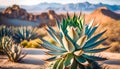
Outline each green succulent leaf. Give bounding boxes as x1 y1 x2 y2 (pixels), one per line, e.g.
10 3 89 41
47 29 63 47
41 39 65 52
62 34 75 52
67 26 79 40
53 59 61 69
57 58 64 69
88 19 94 29
56 19 61 29
84 30 106 47
67 12 70 20
47 25 57 36
61 18 67 31
45 56 57 61
71 59 78 69
83 38 107 49
2 37 26 62
47 51 65 55
82 54 107 61
77 35 87 48
75 56 88 65
87 25 98 38
64 53 74 67
84 46 110 53
85 25 91 35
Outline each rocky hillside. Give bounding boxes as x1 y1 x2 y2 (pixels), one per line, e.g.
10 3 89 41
85 7 120 51
0 5 64 26
85 7 120 24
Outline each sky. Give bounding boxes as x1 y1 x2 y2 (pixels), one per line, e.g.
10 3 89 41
0 0 120 6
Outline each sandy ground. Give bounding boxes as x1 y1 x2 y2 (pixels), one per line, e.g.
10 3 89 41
0 48 120 69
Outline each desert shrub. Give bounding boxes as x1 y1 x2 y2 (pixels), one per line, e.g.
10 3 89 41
2 36 27 62
21 38 42 48
0 25 13 54
108 42 120 53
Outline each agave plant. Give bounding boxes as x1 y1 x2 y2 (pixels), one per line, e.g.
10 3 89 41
2 36 27 62
0 25 13 54
40 13 110 69
0 25 12 38
12 26 40 47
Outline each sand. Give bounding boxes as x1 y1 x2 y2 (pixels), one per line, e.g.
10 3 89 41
0 48 120 69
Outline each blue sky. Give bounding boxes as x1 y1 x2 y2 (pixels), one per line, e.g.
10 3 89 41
0 0 120 6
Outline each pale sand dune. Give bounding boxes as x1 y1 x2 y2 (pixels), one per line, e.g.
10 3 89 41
0 48 120 69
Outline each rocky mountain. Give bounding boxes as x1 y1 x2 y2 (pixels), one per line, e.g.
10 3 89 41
85 7 120 24
0 5 64 26
85 7 120 47
0 5 120 27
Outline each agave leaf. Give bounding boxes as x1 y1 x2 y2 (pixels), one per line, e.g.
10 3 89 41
47 51 65 55
47 25 57 36
73 13 76 22
64 53 74 66
47 29 63 47
67 12 70 20
53 59 61 69
75 56 89 66
16 46 22 59
16 30 24 40
78 12 82 19
88 19 94 29
80 22 85 36
30 33 38 40
83 38 107 50
11 53 15 62
67 26 79 40
25 28 29 39
74 50 83 56
17 53 27 62
56 19 61 29
62 35 75 52
82 54 107 61
84 46 110 53
77 35 87 48
13 53 17 60
85 25 91 35
78 19 83 31
61 17 67 31
41 39 65 52
85 20 94 35
47 25 60 39
87 25 98 38
84 30 106 47
57 58 64 69
45 56 57 61
71 59 77 69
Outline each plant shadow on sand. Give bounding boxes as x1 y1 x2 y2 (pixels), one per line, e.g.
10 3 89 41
19 48 49 65
103 60 120 65
20 58 45 65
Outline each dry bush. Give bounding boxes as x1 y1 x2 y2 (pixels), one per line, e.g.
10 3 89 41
108 42 120 53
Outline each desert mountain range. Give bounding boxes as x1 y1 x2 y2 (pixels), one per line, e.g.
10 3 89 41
1 2 120 12
0 5 120 26
0 5 120 50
